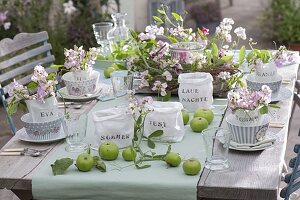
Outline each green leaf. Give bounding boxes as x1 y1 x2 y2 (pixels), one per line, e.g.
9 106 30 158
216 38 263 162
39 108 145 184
27 82 38 90
148 130 163 138
221 55 233 63
51 158 73 175
50 64 63 68
168 36 179 43
95 160 106 172
157 9 165 15
246 51 255 63
238 46 246 65
211 43 218 57
153 16 163 23
171 12 183 21
259 105 268 114
130 29 138 41
115 63 127 70
147 139 155 149
8 102 18 115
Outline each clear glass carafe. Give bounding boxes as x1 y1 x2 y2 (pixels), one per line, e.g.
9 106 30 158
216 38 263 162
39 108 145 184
107 13 130 51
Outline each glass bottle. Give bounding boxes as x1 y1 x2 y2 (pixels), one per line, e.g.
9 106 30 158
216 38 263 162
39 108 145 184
107 13 130 51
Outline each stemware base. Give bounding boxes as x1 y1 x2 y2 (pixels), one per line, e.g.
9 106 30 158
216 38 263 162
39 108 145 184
65 143 88 153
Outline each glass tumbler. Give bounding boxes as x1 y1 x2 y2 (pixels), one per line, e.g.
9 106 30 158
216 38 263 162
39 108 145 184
62 113 88 152
201 127 231 170
92 22 113 56
111 70 133 97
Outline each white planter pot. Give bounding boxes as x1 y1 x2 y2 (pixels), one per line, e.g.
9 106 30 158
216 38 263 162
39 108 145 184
234 109 261 126
255 61 277 82
25 96 58 122
178 72 213 112
73 70 92 81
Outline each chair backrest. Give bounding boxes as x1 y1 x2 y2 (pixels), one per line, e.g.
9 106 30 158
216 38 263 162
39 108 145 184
0 31 56 94
0 31 56 134
280 130 300 199
148 0 185 25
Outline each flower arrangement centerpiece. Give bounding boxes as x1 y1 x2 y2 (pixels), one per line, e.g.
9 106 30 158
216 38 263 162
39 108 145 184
126 7 248 98
64 45 99 81
227 85 274 125
7 65 58 122
61 45 100 96
245 45 298 96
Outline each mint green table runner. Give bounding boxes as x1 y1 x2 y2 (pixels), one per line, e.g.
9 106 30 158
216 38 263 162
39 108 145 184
32 97 227 200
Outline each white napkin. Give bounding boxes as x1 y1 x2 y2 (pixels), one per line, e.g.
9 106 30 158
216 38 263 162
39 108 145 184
230 138 276 149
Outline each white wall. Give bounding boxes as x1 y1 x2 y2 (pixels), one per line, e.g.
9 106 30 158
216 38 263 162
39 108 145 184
120 0 148 32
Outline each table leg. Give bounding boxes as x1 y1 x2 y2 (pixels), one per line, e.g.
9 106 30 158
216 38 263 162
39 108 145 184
11 189 33 200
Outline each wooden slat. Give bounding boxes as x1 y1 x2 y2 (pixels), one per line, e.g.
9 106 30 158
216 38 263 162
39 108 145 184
2 67 58 96
0 32 49 57
0 55 55 83
0 43 52 71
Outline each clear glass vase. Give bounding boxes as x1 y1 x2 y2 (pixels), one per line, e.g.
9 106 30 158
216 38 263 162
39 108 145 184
107 13 130 51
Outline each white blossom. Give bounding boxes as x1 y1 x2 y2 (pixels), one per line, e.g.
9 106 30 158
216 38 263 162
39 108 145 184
162 71 172 81
234 27 246 40
63 0 77 15
3 22 11 30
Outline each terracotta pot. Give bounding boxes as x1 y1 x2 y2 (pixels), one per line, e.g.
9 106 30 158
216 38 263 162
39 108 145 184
289 43 300 52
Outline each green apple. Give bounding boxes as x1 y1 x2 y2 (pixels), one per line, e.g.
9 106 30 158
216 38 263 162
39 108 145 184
76 152 94 172
190 117 208 132
99 141 119 161
182 109 190 125
193 108 214 124
103 67 116 78
165 152 181 167
122 147 136 161
182 159 201 175
106 55 114 60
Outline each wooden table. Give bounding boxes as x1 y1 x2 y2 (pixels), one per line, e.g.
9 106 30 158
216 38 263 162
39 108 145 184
198 64 299 200
0 64 298 200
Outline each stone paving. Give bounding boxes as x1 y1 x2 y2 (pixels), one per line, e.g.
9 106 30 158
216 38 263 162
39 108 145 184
0 0 299 199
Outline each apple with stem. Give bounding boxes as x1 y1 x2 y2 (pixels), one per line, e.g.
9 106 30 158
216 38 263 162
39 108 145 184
193 108 214 124
190 117 208 132
182 159 201 175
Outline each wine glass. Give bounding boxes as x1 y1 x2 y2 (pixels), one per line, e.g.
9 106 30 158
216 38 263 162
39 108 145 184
92 22 113 56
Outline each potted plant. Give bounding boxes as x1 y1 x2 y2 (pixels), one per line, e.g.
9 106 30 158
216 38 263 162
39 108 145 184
260 0 300 51
125 7 248 98
227 85 274 126
64 45 99 81
7 65 58 122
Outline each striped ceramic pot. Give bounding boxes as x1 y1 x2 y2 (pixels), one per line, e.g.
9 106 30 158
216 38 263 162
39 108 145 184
234 109 261 126
226 114 271 144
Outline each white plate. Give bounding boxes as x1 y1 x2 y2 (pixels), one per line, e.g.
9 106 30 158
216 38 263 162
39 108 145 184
16 128 66 143
271 86 292 102
229 131 278 151
57 87 102 102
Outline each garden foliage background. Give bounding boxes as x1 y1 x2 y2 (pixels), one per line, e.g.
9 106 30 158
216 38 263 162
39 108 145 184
0 0 119 63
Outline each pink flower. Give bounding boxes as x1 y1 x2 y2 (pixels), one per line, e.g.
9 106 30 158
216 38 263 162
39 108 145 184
202 26 209 35
0 11 8 23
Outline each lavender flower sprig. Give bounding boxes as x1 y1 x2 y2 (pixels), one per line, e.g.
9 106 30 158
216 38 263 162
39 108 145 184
227 85 273 114
64 45 99 71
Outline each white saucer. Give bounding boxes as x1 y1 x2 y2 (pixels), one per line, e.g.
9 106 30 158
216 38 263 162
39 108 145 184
57 87 102 102
16 127 66 143
271 87 292 102
229 131 278 151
